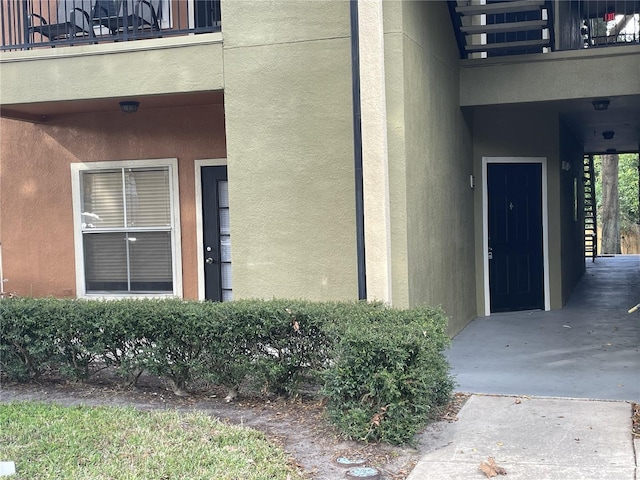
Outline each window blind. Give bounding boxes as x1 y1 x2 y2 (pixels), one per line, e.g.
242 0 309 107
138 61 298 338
80 167 173 293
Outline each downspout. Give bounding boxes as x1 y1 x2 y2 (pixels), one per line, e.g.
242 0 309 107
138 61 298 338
350 0 367 300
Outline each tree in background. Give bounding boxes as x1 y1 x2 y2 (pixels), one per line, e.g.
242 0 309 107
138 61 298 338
599 154 620 254
595 153 640 254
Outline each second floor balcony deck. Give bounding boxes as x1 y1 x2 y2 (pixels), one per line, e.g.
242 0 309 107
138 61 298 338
1 0 221 51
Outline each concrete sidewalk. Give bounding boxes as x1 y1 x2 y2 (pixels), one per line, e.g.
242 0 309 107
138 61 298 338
408 395 637 480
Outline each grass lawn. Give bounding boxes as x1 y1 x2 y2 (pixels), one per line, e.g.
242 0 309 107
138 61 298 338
0 401 304 480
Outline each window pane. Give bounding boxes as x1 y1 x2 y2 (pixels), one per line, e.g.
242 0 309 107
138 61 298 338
220 235 231 262
218 181 229 208
221 262 232 290
129 231 173 292
81 171 124 228
125 168 171 227
219 209 230 235
84 231 173 293
84 232 128 292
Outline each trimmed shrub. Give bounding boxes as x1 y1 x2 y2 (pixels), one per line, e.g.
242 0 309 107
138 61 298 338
321 306 454 444
0 297 58 380
0 297 455 445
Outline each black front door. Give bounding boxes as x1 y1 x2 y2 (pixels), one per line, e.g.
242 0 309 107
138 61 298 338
488 163 543 312
201 166 231 301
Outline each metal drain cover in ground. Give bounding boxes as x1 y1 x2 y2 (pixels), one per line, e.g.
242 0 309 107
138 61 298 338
335 457 366 467
345 466 380 479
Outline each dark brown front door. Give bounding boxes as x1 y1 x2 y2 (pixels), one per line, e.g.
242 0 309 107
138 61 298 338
488 163 544 312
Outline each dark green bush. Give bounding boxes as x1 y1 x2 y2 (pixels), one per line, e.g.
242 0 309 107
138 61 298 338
322 306 455 444
0 297 455 445
0 297 58 380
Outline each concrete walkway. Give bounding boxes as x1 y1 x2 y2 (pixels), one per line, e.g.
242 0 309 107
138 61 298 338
408 256 639 480
408 394 637 480
447 255 640 402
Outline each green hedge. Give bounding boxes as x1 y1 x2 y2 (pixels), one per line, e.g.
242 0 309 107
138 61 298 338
0 297 454 444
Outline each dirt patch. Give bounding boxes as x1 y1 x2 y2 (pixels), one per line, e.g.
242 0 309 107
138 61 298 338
0 372 468 479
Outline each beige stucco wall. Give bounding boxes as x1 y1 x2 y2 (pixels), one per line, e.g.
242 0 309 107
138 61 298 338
0 35 224 106
220 0 358 301
559 121 587 304
383 1 476 335
0 105 226 298
472 107 563 314
460 45 640 107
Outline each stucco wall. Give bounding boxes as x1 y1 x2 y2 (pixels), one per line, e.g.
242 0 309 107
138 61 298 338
0 105 226 298
383 1 476 335
220 0 358 301
473 107 563 314
0 35 224 106
559 120 587 304
460 45 640 107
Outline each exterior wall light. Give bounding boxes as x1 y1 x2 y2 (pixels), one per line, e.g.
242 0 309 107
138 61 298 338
119 101 140 113
602 130 615 140
592 99 610 111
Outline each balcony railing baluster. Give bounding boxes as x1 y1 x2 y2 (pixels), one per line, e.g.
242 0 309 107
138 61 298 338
1 0 221 51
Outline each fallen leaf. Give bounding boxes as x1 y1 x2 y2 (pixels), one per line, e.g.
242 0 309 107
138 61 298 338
514 398 522 404
478 457 507 478
371 413 381 427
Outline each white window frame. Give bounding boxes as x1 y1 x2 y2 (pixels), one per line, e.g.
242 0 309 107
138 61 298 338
71 158 183 298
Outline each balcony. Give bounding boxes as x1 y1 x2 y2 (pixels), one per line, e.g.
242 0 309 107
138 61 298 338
449 0 640 59
1 0 221 52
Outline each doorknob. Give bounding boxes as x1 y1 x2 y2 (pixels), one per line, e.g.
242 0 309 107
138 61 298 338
206 257 215 264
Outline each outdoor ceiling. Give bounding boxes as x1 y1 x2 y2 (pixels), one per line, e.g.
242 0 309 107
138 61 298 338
559 94 640 154
1 89 638 155
0 91 224 123
469 94 640 155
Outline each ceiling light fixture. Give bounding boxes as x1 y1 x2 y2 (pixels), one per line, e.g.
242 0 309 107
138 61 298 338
119 101 140 113
592 99 610 111
602 130 615 140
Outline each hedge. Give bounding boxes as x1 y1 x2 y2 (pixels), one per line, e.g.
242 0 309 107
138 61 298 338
0 297 454 444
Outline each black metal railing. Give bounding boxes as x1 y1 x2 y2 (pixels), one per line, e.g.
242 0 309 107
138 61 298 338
1 0 221 51
577 0 639 49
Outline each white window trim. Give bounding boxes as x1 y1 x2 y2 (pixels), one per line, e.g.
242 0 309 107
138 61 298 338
70 158 183 299
194 158 227 301
481 157 551 316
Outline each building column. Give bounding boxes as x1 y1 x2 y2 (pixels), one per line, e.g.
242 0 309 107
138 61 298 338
358 0 392 303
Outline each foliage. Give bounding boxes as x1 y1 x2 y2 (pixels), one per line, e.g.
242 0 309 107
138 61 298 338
0 297 455 445
594 153 640 232
0 401 304 480
322 306 454 444
0 297 59 380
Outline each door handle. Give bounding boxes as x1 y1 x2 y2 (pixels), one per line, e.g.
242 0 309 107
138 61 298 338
205 257 215 264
